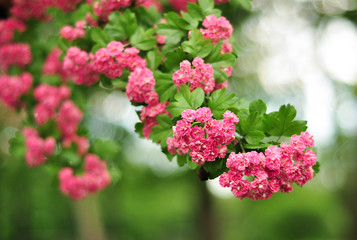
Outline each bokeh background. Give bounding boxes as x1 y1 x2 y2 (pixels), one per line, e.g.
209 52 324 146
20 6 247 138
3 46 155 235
1 0 357 239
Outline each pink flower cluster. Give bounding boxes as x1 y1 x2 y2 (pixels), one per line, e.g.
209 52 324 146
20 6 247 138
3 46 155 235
169 0 196 11
94 41 146 79
57 100 83 138
167 108 239 165
200 15 233 44
93 0 133 20
169 0 230 11
60 21 86 42
220 40 233 78
140 102 170 138
219 132 317 200
137 0 163 11
33 84 71 125
126 67 157 104
63 47 100 86
59 154 111 200
22 127 56 167
172 57 215 94
43 48 69 80
41 0 83 12
0 19 26 45
10 0 48 21
0 43 32 71
62 135 90 156
57 100 90 155
0 73 32 107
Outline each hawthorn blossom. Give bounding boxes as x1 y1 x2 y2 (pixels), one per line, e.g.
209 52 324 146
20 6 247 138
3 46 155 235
172 57 215 94
63 47 100 86
58 154 111 200
167 108 239 165
200 15 233 44
93 41 146 79
23 127 56 167
219 132 317 200
0 73 32 108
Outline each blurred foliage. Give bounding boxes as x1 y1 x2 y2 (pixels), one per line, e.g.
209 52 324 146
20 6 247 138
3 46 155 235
1 0 357 240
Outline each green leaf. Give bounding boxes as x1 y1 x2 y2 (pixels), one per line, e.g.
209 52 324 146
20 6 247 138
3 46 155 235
180 11 199 30
263 104 308 138
106 10 137 40
312 161 320 175
150 114 173 148
99 75 113 89
157 12 188 46
38 120 61 139
186 3 204 22
92 139 121 160
198 0 214 11
104 24 126 41
135 122 145 138
203 158 227 179
57 38 70 52
112 78 128 89
147 49 163 71
249 99 267 116
130 27 157 51
154 72 177 102
166 85 205 117
206 52 236 68
108 166 122 184
245 130 265 145
90 27 108 47
213 66 228 83
136 6 161 27
198 0 222 16
182 29 213 58
208 89 239 118
163 48 187 72
187 158 199 170
238 111 264 144
41 75 62 85
237 0 253 10
60 149 82 167
177 155 187 167
9 131 26 161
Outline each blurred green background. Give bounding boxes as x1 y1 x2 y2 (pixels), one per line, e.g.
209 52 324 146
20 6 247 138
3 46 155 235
1 0 357 239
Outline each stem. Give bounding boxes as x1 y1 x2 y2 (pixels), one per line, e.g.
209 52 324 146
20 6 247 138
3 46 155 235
239 140 246 153
73 195 107 240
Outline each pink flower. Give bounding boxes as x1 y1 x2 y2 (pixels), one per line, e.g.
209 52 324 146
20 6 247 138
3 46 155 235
57 100 83 138
126 67 158 104
93 41 146 79
0 43 32 71
173 57 215 94
43 48 70 81
181 109 197 122
219 132 318 200
93 0 133 20
0 73 32 108
200 15 233 44
0 19 26 45
58 154 111 200
60 21 86 42
168 107 238 165
140 102 170 138
63 47 100 86
22 127 56 167
33 84 71 125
